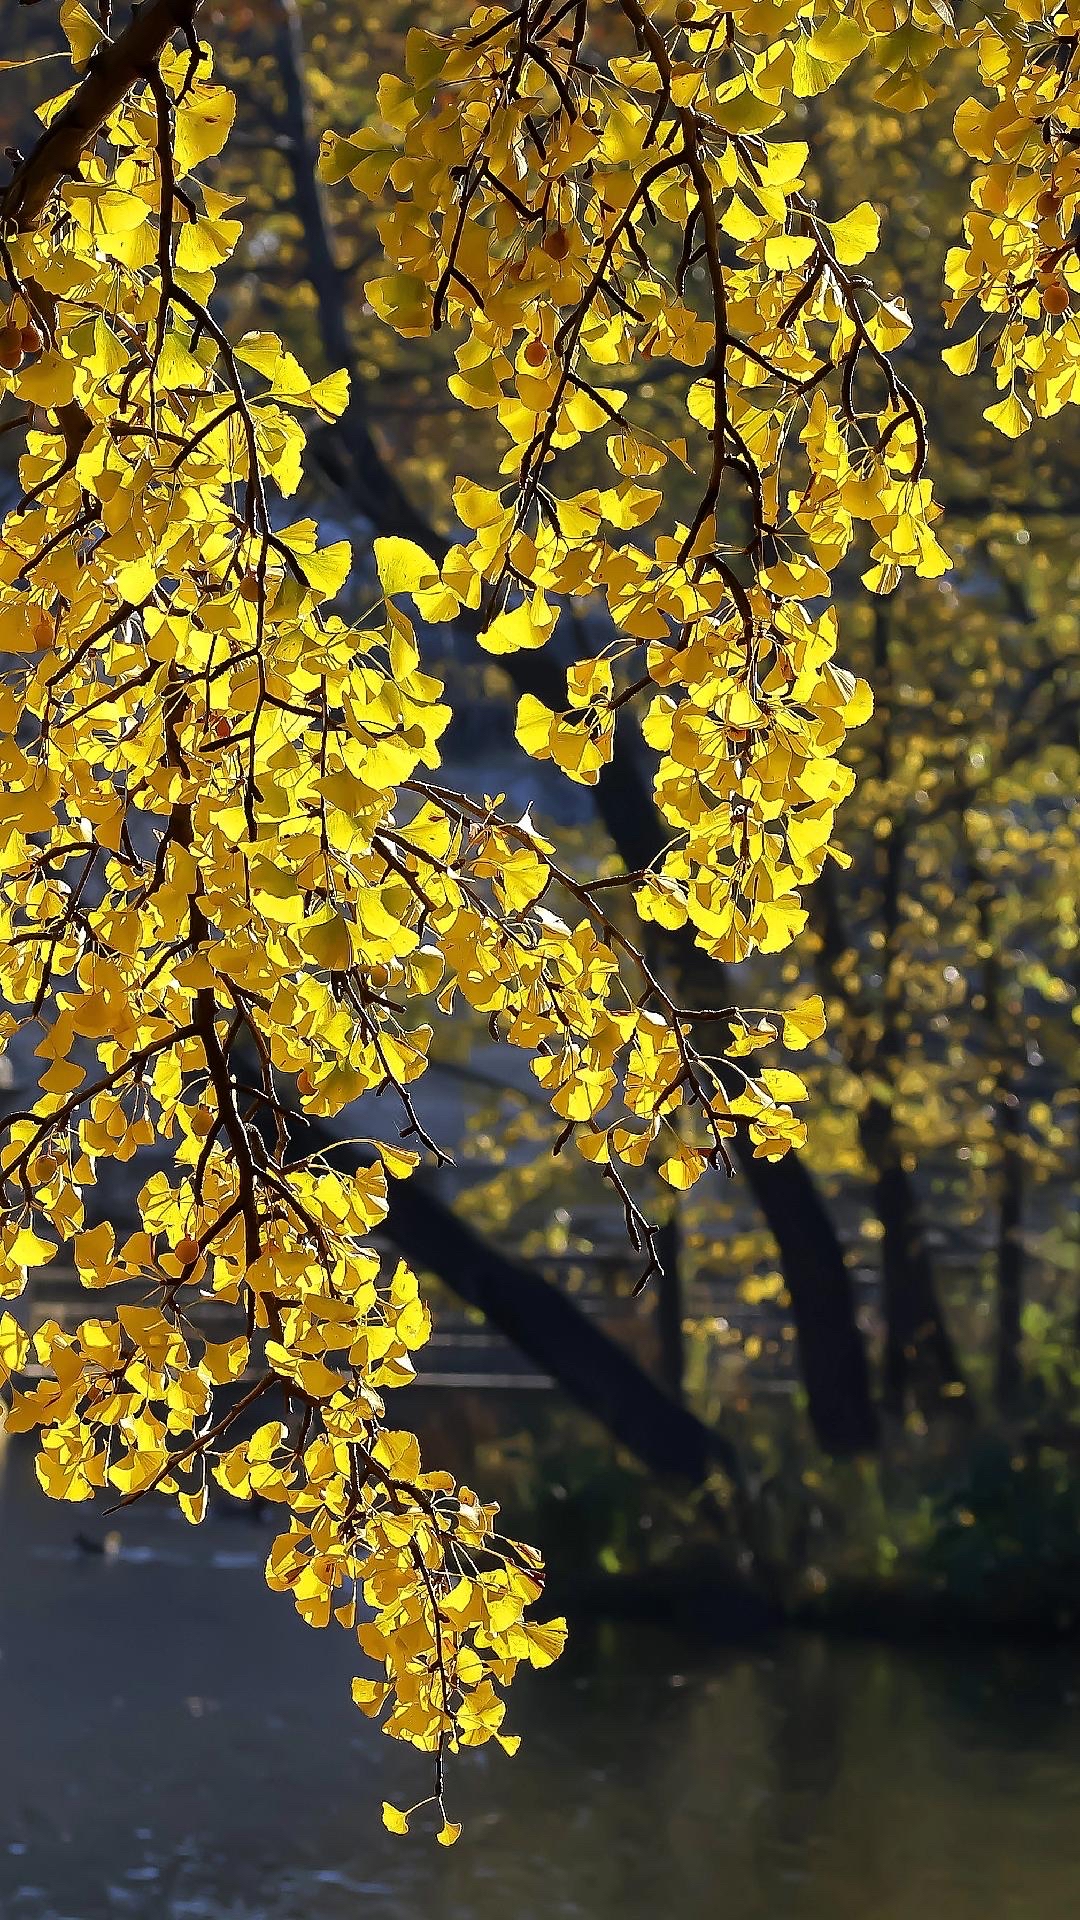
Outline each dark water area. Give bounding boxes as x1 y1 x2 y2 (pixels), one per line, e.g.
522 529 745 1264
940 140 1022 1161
2 1436 1080 1920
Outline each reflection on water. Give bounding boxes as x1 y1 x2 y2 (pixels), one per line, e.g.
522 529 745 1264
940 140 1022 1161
2 1436 1079 1920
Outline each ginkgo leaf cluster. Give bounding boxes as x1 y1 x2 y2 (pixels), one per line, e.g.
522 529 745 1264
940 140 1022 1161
2 0 1079 1838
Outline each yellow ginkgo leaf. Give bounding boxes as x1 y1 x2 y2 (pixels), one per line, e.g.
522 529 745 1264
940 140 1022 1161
301 912 355 971
828 201 881 265
374 536 439 598
984 392 1032 438
781 997 827 1050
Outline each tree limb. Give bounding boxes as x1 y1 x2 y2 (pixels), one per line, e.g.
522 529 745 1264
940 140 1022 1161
3 1 205 233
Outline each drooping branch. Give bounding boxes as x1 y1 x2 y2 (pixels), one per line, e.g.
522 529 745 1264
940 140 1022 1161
262 15 879 1455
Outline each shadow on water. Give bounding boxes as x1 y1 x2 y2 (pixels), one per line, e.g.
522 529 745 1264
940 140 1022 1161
2 1435 1080 1920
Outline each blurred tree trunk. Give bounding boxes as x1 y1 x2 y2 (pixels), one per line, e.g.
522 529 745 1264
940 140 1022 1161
969 838 1027 1414
862 825 966 1417
861 1100 966 1413
810 603 968 1419
994 1088 1025 1413
864 612 966 1416
812 854 967 1418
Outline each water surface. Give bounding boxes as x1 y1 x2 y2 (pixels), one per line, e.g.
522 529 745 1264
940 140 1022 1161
2 1438 1078 1920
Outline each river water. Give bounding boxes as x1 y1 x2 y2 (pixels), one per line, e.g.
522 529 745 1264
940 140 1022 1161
2 1437 1079 1920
